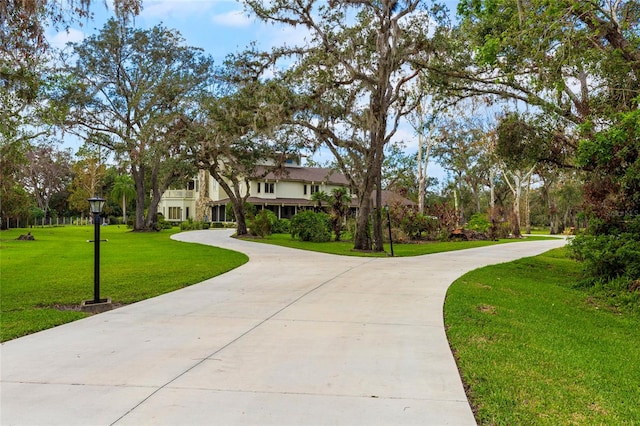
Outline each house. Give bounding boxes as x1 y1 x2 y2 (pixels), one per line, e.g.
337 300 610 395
158 156 356 223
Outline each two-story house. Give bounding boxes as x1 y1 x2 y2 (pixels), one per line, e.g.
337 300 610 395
158 156 356 223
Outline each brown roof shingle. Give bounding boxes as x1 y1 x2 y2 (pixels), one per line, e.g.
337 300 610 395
253 166 349 185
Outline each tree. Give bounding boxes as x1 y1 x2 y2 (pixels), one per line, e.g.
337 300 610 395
22 142 72 219
111 174 135 224
244 0 442 251
433 112 491 222
1 8 60 216
381 142 419 200
495 112 543 237
0 140 31 228
0 1 140 228
426 1 640 227
67 144 108 216
194 74 297 236
1 0 140 148
310 190 329 211
406 92 441 214
58 20 213 230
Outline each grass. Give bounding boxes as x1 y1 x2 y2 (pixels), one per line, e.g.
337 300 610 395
0 226 248 342
245 233 555 257
444 248 640 425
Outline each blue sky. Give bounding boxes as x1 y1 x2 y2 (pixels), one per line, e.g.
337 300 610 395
49 0 458 180
49 1 311 64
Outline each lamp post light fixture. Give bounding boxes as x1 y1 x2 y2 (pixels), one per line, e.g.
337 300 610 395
83 196 111 310
384 204 394 257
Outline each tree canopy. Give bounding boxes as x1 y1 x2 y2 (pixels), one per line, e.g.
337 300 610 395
57 19 214 230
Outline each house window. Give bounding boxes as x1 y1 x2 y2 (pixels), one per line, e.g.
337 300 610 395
310 185 320 194
264 183 275 194
257 182 261 193
304 185 307 195
168 207 182 220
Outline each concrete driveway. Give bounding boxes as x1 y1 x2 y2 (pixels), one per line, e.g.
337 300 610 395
1 230 565 425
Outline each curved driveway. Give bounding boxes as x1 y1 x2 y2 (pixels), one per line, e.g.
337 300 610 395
1 229 565 425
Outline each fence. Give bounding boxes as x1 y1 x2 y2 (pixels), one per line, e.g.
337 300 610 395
1 216 97 229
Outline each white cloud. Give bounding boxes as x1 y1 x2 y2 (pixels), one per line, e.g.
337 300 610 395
140 0 217 19
48 28 86 49
211 9 252 27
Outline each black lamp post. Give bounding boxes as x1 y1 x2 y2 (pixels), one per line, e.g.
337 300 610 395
384 204 394 257
88 196 107 304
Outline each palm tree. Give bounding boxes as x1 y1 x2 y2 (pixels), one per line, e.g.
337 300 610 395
310 190 329 211
111 174 136 224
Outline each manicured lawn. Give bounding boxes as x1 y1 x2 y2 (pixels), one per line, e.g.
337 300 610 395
246 233 555 257
0 226 247 342
444 248 640 424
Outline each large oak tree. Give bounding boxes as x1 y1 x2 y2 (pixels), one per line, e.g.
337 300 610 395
245 0 442 251
193 66 299 236
58 19 214 230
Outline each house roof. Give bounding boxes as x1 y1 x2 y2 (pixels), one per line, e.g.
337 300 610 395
376 190 417 207
253 166 349 185
210 196 359 208
210 191 414 209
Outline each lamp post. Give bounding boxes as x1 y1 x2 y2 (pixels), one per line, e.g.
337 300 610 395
384 204 394 257
88 196 107 304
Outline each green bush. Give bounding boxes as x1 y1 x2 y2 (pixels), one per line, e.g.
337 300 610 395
569 231 640 281
250 209 276 237
467 213 491 233
156 214 173 230
180 218 209 231
273 218 290 234
290 210 331 242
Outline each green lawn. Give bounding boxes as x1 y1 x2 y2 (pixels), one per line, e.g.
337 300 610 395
444 248 640 424
245 233 555 257
0 226 248 342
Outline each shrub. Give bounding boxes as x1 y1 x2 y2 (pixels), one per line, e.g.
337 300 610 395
389 204 438 240
467 213 491 233
250 209 276 237
273 218 290 234
569 231 640 282
156 214 173 230
180 218 209 231
290 210 331 242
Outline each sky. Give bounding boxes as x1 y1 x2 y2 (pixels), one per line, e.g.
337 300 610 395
48 0 459 181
